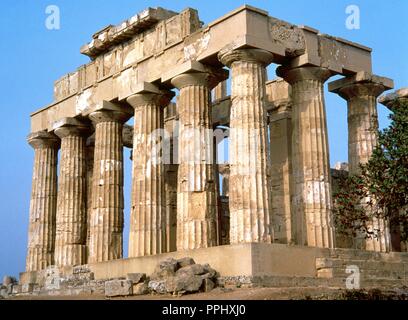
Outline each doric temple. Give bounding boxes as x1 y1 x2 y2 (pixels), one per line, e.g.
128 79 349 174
22 6 408 291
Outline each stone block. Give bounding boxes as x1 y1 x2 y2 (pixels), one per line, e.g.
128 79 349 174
73 265 92 274
202 264 218 278
202 278 215 292
176 264 206 277
22 283 37 293
133 282 149 296
87 280 106 295
12 284 22 295
44 275 61 291
316 258 333 270
151 258 178 280
317 268 334 279
105 279 133 297
165 274 203 294
177 257 195 268
148 280 167 294
126 273 146 284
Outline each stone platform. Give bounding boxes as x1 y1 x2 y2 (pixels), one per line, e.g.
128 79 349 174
17 243 408 297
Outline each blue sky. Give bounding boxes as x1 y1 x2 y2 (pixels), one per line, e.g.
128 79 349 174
0 0 407 278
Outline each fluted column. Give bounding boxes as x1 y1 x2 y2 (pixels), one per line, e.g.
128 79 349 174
53 118 91 267
218 48 274 244
277 66 335 248
171 70 224 250
329 74 393 174
164 103 178 253
126 87 173 257
213 80 227 100
85 137 95 261
330 74 393 252
26 131 60 271
88 105 131 263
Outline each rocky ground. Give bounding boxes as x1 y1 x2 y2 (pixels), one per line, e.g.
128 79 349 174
7 286 408 300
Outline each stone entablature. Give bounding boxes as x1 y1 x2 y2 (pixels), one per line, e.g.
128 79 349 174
80 7 180 59
31 5 373 133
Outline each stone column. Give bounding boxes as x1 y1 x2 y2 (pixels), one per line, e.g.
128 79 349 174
213 80 227 101
380 87 408 109
218 164 230 245
329 73 393 174
26 131 60 272
85 136 95 261
126 85 173 257
164 103 179 253
88 103 131 263
277 66 335 248
381 88 408 252
53 118 91 267
329 73 394 252
266 78 294 244
218 48 274 244
269 109 293 244
171 70 225 250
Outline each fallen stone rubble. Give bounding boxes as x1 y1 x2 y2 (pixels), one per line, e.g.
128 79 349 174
105 257 219 297
0 258 219 299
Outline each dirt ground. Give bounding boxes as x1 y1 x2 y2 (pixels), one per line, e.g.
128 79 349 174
9 287 347 300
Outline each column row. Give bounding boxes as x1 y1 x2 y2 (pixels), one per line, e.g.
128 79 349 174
29 48 392 271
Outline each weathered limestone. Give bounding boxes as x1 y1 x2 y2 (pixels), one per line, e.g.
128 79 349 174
169 66 226 250
126 84 174 257
329 72 394 174
31 6 374 134
329 72 394 253
26 131 60 271
88 103 132 263
380 88 408 253
266 79 293 244
213 80 227 101
85 137 95 260
163 103 179 253
53 118 91 267
379 87 408 110
80 8 179 59
218 164 230 245
277 66 335 248
219 48 274 244
21 5 408 298
219 165 230 198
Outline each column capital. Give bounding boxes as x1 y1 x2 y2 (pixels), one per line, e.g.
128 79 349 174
89 101 132 125
163 61 228 90
276 66 332 85
329 72 394 100
126 82 174 109
27 131 60 149
53 117 92 139
171 69 228 90
218 48 274 67
379 87 408 111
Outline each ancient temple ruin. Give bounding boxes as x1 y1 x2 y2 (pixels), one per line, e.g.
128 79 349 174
21 5 408 293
